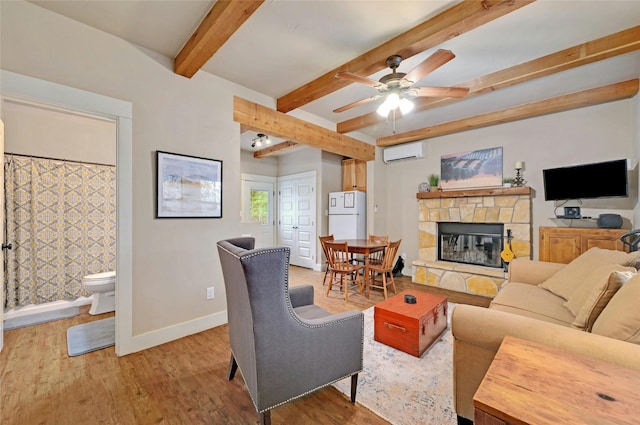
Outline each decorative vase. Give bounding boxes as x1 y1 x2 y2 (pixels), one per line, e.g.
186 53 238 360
418 182 431 193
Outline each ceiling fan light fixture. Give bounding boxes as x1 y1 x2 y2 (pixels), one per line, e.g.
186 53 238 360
377 93 414 118
385 92 400 110
399 97 414 115
376 102 392 117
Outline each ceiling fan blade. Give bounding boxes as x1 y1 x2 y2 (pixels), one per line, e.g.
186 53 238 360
404 49 456 84
333 95 381 113
409 86 470 98
335 71 385 89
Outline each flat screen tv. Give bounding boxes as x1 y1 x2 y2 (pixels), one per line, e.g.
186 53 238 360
543 159 628 201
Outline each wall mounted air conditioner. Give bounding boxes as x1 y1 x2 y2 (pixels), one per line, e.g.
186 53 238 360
383 141 424 164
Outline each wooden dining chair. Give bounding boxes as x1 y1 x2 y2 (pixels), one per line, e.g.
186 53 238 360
325 241 364 301
319 234 334 286
367 234 389 265
367 239 401 300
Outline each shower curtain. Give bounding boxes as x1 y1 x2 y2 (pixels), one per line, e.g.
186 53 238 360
4 155 116 308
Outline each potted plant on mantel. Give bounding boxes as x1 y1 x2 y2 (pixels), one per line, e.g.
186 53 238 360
502 177 514 188
428 174 441 191
418 174 441 192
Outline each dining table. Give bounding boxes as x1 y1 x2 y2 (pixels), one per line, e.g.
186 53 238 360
333 238 387 298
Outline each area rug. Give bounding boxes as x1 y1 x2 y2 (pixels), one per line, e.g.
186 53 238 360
66 316 115 357
333 303 456 425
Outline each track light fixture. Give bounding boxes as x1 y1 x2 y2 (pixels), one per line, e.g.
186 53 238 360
251 133 271 148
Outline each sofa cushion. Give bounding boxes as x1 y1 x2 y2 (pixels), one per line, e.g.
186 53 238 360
566 266 636 331
592 273 640 344
539 247 640 300
490 282 575 326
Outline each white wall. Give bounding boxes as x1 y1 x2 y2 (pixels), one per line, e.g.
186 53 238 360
378 98 638 267
2 99 116 165
240 150 278 177
371 149 388 236
0 0 275 351
319 151 344 237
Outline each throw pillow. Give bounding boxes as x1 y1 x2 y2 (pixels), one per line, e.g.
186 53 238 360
592 273 640 344
539 247 639 300
566 267 636 331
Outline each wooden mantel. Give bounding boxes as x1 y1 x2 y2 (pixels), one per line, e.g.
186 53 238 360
416 186 532 199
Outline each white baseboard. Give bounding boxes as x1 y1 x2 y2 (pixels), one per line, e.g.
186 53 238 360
122 310 228 355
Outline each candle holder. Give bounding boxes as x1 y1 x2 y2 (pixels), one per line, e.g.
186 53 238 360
513 167 526 187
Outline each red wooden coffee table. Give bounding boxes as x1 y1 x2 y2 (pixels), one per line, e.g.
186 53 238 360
374 289 448 357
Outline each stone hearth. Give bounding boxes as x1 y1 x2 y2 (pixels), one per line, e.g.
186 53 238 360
413 187 532 297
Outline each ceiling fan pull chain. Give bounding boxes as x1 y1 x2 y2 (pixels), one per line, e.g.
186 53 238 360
392 108 396 134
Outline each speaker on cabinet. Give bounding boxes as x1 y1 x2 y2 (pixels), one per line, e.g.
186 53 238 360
597 214 623 229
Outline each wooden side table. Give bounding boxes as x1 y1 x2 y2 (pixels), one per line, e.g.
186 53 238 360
473 336 640 425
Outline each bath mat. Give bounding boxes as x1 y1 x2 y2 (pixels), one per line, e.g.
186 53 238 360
4 306 80 330
67 317 115 356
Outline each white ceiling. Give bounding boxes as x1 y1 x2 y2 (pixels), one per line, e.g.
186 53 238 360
28 0 640 153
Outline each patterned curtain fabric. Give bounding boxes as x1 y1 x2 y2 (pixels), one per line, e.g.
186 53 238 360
4 155 116 308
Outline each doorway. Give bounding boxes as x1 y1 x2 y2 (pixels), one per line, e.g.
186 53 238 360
241 174 276 247
2 99 116 325
278 171 316 269
1 70 133 355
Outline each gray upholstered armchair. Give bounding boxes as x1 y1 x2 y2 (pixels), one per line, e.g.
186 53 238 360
216 237 364 425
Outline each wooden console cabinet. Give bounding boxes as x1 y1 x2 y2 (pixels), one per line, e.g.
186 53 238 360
342 159 366 192
539 226 628 264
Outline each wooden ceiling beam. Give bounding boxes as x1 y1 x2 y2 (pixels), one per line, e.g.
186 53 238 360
234 97 375 161
276 0 534 113
254 141 299 158
175 1 264 78
339 25 640 134
377 79 639 146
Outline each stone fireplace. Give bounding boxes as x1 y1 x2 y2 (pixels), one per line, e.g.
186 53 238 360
413 187 532 297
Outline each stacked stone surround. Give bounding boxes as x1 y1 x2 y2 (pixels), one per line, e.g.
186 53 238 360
413 187 532 297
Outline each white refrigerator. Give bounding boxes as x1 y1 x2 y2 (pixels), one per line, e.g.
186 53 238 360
328 191 366 240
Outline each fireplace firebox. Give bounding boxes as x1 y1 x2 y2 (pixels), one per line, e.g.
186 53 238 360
438 222 504 268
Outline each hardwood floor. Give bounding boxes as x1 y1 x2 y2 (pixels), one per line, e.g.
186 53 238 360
1 267 490 425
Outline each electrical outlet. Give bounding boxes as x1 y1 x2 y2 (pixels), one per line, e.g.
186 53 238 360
206 287 215 300
401 252 407 260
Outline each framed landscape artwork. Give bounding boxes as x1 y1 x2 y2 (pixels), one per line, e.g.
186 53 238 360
156 151 222 218
440 147 503 190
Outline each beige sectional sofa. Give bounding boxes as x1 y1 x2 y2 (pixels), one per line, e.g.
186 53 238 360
451 247 640 424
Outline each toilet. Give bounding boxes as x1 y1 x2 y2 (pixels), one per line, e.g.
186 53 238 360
82 271 116 315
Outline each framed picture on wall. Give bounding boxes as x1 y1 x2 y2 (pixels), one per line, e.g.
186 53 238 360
440 147 503 190
156 151 223 218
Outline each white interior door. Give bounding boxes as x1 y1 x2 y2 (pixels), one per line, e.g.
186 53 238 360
278 172 316 269
241 174 275 247
294 176 315 267
279 178 296 256
0 119 4 351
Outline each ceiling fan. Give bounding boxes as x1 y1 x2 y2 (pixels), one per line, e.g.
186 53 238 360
334 49 469 117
